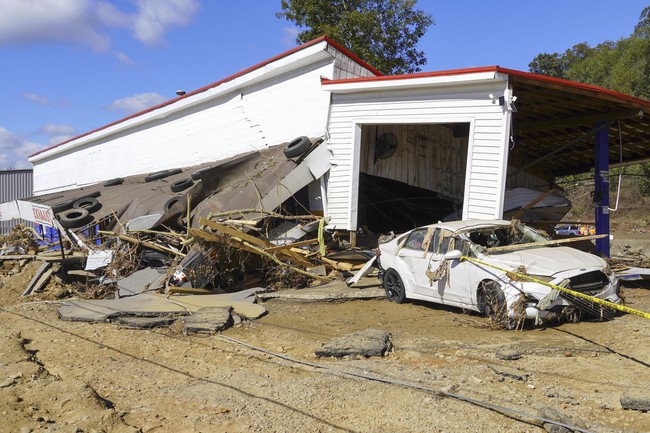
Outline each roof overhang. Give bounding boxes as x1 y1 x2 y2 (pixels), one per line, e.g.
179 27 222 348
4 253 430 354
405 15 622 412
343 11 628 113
322 65 650 177
321 67 503 93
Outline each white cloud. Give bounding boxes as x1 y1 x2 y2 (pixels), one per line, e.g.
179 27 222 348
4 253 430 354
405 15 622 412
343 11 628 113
0 0 113 51
114 51 135 65
0 0 200 51
0 127 47 169
38 124 78 146
132 0 200 46
106 92 168 114
281 26 300 47
22 92 52 107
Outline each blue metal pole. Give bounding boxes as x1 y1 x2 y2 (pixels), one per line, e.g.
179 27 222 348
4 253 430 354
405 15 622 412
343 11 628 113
594 121 610 257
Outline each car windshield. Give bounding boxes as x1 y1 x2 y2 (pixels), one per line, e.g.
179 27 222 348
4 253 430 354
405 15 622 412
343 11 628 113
463 222 549 252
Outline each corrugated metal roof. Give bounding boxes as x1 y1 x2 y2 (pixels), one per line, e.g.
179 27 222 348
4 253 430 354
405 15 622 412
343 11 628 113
0 169 34 234
0 169 33 203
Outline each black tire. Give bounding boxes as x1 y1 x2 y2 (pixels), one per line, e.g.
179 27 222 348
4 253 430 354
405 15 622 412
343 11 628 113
164 196 182 212
144 168 182 182
51 198 76 214
481 281 512 328
384 269 407 304
191 167 211 181
170 178 193 193
104 177 123 187
284 136 312 158
57 208 93 229
73 197 101 213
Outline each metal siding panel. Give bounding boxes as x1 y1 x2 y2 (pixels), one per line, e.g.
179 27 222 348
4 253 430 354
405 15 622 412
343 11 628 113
0 170 34 234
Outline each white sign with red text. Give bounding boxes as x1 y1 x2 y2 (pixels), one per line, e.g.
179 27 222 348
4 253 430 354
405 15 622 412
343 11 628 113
0 200 55 227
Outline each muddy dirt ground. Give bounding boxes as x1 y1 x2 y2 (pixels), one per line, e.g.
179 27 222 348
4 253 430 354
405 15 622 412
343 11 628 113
1 253 650 433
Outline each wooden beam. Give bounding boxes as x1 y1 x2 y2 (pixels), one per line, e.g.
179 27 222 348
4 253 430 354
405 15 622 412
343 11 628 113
265 238 319 252
199 218 270 248
485 234 607 253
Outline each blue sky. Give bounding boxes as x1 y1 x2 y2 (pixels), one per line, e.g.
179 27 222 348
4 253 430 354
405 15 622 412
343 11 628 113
1 0 647 169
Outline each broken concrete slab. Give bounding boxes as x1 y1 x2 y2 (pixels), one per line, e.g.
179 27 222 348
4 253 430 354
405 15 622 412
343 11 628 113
117 267 167 298
315 329 392 358
495 349 522 361
620 388 650 412
537 406 586 433
115 316 178 329
182 307 232 333
58 290 266 324
257 280 384 302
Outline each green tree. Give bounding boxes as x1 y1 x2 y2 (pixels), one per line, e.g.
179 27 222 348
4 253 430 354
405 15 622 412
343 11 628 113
276 0 433 75
634 6 650 37
527 7 650 100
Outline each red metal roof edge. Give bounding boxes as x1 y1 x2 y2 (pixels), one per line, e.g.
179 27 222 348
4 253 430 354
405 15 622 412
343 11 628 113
320 65 501 85
321 65 650 109
29 36 381 159
494 66 650 109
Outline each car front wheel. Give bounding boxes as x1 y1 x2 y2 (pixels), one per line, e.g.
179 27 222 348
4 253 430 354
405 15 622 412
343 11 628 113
384 269 407 304
481 281 515 329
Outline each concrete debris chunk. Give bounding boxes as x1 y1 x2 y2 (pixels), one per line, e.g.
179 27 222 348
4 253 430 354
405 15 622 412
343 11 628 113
58 290 265 325
495 349 522 360
620 388 650 412
117 267 167 298
115 316 179 329
315 328 392 358
182 307 232 333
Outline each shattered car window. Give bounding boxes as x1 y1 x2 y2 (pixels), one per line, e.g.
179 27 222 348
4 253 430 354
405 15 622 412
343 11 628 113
404 229 428 250
466 222 549 250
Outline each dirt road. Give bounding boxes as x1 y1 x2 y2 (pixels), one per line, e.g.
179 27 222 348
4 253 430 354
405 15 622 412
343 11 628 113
1 267 650 433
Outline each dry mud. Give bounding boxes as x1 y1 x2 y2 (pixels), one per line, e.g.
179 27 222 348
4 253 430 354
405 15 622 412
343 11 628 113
1 263 650 433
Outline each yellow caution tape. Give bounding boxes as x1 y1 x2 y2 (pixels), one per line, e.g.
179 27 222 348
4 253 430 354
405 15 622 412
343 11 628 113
460 256 650 320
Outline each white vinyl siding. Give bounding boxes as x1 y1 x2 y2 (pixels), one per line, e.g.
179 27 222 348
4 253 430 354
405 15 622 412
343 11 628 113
32 61 334 195
326 80 512 230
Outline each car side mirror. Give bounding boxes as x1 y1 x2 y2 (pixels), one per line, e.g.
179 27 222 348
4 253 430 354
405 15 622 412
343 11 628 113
442 250 462 260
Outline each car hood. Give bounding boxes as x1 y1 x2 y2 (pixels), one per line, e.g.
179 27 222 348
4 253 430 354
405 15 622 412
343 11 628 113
485 246 606 277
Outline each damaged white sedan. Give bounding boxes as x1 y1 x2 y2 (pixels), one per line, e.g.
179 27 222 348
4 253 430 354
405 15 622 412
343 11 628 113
375 220 621 327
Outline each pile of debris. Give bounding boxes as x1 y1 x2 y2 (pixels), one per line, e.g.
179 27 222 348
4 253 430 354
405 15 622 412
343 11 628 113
0 207 374 332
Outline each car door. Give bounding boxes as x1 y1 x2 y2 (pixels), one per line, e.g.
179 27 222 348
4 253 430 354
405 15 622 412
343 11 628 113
419 232 472 307
395 228 441 302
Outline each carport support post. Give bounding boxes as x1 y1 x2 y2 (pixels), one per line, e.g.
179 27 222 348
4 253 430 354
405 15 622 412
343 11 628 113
594 121 610 257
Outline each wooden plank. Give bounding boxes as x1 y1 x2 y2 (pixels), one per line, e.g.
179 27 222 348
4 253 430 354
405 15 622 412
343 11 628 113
485 234 608 253
199 218 271 248
28 269 53 295
22 262 52 296
319 257 356 272
265 238 319 252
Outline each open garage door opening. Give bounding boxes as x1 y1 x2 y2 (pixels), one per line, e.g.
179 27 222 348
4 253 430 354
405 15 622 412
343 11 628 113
356 123 470 234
